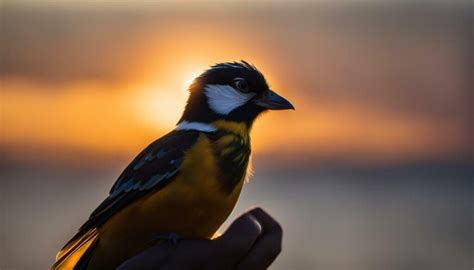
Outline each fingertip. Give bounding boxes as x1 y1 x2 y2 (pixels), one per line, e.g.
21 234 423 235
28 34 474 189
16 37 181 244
247 207 283 234
217 213 263 251
247 206 265 215
224 214 262 239
234 226 284 270
246 213 263 235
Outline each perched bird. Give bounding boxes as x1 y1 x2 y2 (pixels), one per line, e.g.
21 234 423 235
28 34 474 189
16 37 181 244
52 61 294 270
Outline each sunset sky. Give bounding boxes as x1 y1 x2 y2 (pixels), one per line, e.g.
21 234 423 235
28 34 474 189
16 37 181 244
2 1 472 170
1 2 472 270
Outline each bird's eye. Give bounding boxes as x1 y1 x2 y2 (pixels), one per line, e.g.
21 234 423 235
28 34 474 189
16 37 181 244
233 78 249 93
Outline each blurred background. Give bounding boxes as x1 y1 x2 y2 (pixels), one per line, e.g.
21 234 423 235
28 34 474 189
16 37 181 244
1 0 472 269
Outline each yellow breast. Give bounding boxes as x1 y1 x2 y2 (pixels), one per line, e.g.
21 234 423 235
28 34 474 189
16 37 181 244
87 132 248 269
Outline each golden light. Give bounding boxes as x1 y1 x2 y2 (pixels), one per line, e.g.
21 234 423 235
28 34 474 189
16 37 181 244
127 64 205 130
181 69 202 91
129 82 187 129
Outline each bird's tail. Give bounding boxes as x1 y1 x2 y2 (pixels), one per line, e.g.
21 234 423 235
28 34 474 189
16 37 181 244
52 228 99 270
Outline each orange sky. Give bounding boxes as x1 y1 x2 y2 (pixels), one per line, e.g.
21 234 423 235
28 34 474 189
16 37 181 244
2 75 469 167
1 2 472 168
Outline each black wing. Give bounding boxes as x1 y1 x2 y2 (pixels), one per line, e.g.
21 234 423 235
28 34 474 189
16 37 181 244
62 129 200 249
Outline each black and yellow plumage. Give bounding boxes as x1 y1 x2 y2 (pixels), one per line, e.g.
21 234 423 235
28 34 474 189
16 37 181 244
52 61 293 270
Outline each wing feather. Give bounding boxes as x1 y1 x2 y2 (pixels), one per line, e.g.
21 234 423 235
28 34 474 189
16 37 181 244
59 130 199 253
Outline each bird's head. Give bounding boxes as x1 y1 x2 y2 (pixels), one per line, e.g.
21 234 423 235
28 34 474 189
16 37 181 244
178 61 294 127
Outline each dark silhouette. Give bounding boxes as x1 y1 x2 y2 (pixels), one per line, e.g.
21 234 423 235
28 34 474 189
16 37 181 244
117 208 283 270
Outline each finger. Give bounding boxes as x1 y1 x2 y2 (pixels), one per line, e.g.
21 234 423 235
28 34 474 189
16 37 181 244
248 207 282 234
222 211 263 239
165 212 263 270
210 211 263 267
236 208 283 270
235 229 282 270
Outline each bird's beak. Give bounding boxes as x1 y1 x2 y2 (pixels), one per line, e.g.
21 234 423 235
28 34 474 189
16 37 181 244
255 89 295 110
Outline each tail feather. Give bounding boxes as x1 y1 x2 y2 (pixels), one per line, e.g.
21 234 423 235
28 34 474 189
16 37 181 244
52 228 99 270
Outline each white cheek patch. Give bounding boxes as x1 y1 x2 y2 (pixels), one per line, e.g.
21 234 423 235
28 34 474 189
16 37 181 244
205 84 256 115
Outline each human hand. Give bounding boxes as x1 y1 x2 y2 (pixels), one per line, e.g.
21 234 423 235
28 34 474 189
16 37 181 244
117 207 283 270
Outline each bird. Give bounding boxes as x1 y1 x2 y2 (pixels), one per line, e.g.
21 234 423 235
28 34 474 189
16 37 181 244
52 60 294 270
